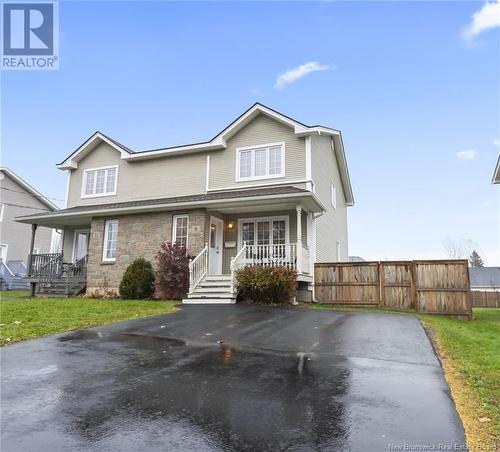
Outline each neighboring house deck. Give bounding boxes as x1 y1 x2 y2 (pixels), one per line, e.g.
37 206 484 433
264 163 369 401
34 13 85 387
16 103 354 301
0 167 58 290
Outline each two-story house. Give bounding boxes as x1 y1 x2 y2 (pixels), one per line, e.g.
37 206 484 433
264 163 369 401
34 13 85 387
0 167 58 289
17 103 354 302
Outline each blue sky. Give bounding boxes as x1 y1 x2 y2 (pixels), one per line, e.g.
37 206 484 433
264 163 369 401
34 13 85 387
2 1 499 264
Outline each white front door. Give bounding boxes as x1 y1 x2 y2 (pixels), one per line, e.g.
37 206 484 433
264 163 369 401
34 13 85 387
73 230 90 262
208 216 224 274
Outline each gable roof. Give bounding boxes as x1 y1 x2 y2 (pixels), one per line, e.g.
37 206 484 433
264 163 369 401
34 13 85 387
0 167 59 211
56 102 354 205
493 155 500 184
469 267 500 288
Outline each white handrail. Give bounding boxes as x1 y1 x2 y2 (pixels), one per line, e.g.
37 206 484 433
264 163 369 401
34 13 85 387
230 243 247 294
188 243 208 293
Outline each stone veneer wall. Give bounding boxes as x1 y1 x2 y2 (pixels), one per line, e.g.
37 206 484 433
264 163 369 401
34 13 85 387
86 209 207 292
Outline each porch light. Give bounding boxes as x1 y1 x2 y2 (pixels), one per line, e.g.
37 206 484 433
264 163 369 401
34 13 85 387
227 221 234 229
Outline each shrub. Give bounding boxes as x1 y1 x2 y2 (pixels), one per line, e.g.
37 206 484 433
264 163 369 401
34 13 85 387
155 242 191 300
83 288 119 299
119 258 155 299
235 265 297 304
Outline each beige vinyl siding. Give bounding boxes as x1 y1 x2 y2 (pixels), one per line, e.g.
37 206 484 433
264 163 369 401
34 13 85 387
208 114 307 190
0 172 53 263
311 135 348 262
66 142 207 208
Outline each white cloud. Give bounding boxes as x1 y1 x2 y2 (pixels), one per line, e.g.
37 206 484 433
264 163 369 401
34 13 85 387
493 138 500 146
462 0 500 40
274 61 330 89
456 149 478 161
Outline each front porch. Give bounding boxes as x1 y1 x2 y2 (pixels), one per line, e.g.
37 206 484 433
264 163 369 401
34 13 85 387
186 204 315 303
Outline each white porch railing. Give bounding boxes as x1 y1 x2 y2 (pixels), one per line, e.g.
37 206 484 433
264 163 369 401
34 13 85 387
188 243 208 293
230 243 248 294
189 242 312 295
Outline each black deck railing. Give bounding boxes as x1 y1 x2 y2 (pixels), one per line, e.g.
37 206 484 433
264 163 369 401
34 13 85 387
28 253 63 279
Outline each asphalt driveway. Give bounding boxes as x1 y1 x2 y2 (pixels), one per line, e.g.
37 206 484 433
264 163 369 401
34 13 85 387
1 305 465 451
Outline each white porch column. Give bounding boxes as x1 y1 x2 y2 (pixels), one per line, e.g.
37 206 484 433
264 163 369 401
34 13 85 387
296 205 302 274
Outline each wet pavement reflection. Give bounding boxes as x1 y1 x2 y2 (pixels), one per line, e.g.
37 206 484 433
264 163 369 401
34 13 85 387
1 305 465 451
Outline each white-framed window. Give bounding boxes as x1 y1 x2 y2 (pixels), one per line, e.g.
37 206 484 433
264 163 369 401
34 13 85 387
331 183 337 210
237 216 289 248
236 142 285 182
102 220 119 261
336 241 341 261
0 204 4 222
172 215 189 248
82 166 118 198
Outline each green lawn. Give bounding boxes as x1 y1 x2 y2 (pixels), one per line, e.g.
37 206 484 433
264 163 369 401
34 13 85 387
0 291 180 346
309 303 499 446
420 309 499 447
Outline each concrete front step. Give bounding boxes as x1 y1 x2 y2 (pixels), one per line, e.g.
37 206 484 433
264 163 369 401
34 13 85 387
182 297 236 304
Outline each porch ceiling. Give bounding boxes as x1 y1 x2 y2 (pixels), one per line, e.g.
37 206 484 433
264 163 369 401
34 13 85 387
15 186 325 228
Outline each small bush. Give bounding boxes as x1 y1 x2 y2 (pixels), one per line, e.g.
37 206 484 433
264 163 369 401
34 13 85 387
155 242 191 300
83 288 119 299
235 265 297 304
119 258 155 299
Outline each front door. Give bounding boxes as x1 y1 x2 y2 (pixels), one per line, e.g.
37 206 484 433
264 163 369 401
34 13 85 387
208 216 223 274
73 230 90 262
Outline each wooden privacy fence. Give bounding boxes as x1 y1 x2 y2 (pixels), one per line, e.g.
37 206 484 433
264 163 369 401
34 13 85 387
314 260 472 318
471 291 500 308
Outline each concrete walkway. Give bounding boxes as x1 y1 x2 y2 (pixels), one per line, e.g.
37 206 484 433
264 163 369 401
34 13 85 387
1 305 465 451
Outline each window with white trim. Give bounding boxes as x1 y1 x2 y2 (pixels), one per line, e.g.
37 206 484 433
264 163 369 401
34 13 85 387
82 166 117 198
103 220 118 261
239 217 288 247
236 143 284 181
172 215 189 248
331 183 337 210
0 204 4 222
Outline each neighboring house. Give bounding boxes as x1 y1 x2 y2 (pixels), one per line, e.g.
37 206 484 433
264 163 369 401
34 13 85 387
348 256 366 262
469 267 500 292
17 103 354 301
493 155 500 184
0 167 58 289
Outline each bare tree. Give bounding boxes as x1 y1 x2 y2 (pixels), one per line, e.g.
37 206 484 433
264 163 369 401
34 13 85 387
443 238 475 259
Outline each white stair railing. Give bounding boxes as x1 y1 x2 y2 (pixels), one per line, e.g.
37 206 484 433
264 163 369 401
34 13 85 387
188 243 208 293
230 243 247 294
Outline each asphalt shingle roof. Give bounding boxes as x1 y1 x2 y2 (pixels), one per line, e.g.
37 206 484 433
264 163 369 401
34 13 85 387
17 186 310 219
469 267 500 288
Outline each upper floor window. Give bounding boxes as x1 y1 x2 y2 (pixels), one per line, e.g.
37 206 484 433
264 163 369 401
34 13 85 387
172 215 189 248
82 166 118 198
236 142 285 182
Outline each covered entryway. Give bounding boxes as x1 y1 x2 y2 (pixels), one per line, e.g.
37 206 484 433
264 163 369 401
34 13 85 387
208 216 224 274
